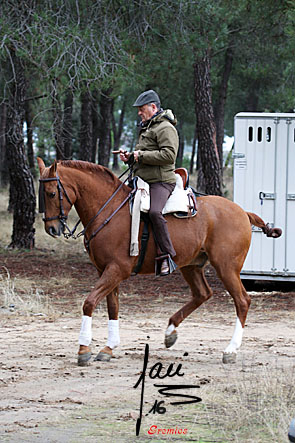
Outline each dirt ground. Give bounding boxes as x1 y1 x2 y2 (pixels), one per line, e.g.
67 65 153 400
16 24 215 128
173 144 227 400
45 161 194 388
1 250 295 442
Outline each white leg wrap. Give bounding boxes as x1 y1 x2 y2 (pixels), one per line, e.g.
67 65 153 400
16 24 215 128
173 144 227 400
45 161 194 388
165 323 176 336
106 320 120 349
79 315 92 346
224 318 244 354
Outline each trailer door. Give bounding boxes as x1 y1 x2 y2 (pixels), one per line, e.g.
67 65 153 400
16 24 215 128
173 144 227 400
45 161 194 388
234 114 277 274
285 118 295 274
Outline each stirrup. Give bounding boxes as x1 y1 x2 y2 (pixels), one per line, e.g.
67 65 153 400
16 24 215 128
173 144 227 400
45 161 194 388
155 254 177 276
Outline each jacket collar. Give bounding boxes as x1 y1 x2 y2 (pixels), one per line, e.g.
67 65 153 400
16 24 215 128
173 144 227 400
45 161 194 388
138 109 164 129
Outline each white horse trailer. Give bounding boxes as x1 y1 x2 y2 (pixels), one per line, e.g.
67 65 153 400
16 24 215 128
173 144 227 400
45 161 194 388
233 112 295 282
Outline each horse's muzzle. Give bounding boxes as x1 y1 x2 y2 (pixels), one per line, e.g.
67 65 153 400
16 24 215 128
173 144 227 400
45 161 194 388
46 221 64 238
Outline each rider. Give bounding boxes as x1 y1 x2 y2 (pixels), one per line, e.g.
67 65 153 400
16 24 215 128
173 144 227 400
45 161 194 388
120 90 179 276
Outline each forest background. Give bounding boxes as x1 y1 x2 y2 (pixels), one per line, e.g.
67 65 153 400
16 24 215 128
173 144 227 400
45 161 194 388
0 0 294 249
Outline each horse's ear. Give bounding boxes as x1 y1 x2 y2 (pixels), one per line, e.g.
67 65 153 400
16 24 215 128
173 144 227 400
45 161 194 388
37 157 45 175
48 160 57 178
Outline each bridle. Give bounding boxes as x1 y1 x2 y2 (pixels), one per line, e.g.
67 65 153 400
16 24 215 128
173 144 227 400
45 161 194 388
39 172 76 237
39 165 135 251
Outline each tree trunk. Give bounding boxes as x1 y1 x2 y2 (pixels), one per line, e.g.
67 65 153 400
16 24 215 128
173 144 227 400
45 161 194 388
214 45 234 170
0 102 8 187
98 88 113 167
176 120 184 167
6 50 36 249
62 88 73 159
91 90 99 163
51 79 64 160
196 143 205 192
38 142 46 161
245 79 260 111
24 99 36 177
112 96 126 170
190 125 197 174
79 89 93 161
194 50 222 196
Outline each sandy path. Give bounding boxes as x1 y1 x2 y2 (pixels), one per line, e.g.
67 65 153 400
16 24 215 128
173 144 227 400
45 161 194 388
1 285 295 442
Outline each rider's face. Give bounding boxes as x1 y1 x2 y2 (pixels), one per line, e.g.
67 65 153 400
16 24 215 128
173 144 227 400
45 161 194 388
137 103 158 122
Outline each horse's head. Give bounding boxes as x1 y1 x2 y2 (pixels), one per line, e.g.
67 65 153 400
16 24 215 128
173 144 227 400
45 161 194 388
37 158 75 238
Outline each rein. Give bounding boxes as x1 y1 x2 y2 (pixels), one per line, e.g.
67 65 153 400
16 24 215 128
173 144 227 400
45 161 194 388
83 183 136 252
39 165 135 252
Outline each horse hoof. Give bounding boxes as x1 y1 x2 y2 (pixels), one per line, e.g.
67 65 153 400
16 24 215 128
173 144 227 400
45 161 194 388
222 352 237 364
94 351 112 362
165 330 177 348
77 352 92 366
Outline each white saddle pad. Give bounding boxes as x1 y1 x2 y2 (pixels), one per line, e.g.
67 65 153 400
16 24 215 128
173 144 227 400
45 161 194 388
139 174 190 214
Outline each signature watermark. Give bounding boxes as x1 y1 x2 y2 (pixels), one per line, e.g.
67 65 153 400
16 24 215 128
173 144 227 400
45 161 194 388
133 343 202 436
148 425 188 435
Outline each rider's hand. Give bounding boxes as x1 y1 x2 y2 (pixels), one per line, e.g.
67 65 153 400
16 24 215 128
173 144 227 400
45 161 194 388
119 149 130 162
120 149 140 163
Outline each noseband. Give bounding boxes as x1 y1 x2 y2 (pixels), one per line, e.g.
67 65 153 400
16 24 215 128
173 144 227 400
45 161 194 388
39 173 76 237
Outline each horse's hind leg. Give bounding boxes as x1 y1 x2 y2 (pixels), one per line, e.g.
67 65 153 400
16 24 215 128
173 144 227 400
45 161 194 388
165 265 213 348
94 287 120 362
212 263 251 364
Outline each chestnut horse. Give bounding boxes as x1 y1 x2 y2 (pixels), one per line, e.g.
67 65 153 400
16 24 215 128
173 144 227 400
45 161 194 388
37 158 282 366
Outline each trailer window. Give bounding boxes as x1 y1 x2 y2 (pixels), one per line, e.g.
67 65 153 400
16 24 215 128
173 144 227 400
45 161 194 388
266 127 271 142
257 127 262 142
248 126 253 142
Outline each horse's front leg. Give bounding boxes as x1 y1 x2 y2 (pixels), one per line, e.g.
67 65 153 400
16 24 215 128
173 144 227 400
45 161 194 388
77 264 124 366
93 288 120 362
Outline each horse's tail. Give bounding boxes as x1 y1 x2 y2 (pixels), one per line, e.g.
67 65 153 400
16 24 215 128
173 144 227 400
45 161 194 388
246 212 282 238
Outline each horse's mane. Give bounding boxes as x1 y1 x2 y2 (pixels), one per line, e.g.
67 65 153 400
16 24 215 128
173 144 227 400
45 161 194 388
59 160 118 184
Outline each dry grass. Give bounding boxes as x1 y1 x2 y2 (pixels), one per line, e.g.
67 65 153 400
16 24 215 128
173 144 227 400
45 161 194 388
0 266 56 317
197 363 295 442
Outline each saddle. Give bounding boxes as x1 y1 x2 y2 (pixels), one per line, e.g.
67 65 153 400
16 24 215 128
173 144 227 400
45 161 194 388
175 167 189 189
130 168 197 219
130 168 198 274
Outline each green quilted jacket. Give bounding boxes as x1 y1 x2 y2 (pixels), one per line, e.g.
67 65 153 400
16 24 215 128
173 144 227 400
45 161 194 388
133 109 179 184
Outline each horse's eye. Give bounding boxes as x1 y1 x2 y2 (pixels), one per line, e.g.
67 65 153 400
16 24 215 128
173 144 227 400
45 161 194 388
49 192 56 199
